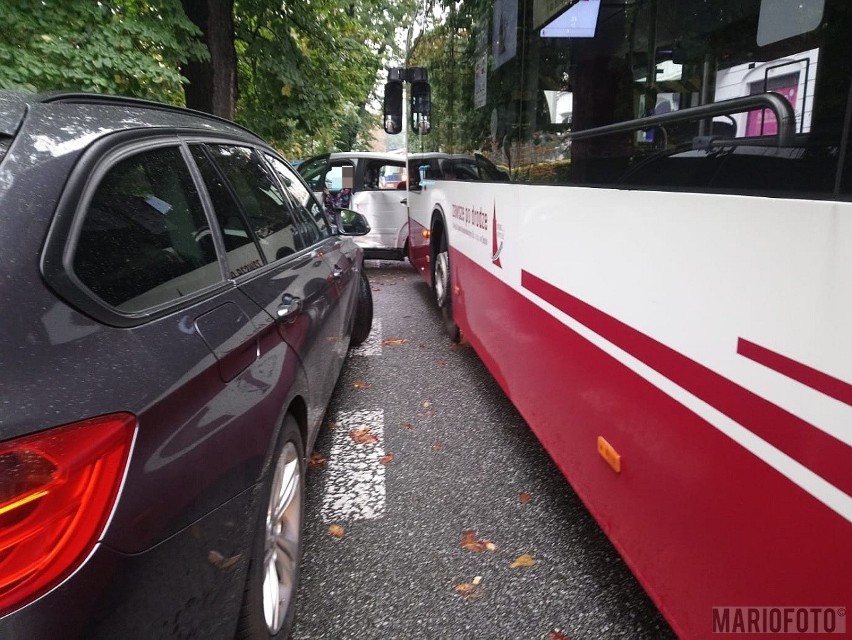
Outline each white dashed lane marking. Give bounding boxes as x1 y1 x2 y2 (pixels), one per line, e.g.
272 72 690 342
320 409 386 522
349 318 382 356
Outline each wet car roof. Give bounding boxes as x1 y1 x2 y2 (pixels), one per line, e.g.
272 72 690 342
0 91 263 144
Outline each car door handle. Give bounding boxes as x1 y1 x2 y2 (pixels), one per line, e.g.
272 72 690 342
332 266 343 280
276 294 302 321
399 198 407 205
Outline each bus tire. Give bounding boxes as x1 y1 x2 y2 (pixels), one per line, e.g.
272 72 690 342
433 235 460 342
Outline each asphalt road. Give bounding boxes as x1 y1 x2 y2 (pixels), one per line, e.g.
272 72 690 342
291 260 677 640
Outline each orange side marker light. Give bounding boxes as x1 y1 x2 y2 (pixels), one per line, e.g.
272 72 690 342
597 436 621 473
421 229 431 239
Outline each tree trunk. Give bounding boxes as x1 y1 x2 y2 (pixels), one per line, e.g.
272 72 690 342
181 0 236 119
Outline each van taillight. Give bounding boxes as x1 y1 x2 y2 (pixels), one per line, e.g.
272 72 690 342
0 413 135 614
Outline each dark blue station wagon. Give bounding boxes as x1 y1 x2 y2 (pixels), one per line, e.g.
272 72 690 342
0 92 373 639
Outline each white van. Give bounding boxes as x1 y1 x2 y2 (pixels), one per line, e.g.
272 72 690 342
299 152 409 260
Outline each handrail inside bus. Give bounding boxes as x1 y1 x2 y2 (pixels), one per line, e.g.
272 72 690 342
568 93 796 147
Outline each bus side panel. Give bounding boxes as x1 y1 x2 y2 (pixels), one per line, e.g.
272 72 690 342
452 246 851 640
438 182 852 639
408 213 432 286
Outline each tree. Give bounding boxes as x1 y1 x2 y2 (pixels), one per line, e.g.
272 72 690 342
232 0 418 155
0 0 421 156
181 0 237 118
0 0 206 103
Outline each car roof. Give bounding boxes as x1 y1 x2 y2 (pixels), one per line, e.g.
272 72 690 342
409 152 475 161
0 91 33 136
0 90 264 143
327 151 406 162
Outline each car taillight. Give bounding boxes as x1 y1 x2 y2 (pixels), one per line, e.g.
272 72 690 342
0 413 135 614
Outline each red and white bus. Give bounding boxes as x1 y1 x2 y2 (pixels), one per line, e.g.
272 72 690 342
396 1 851 637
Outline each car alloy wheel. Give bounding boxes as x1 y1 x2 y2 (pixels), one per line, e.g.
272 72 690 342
262 441 302 634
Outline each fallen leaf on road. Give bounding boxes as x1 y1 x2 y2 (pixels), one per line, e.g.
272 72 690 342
435 360 447 367
349 427 379 445
379 453 395 464
454 582 481 600
461 529 496 553
352 380 370 389
308 452 327 468
327 421 338 430
327 524 345 538
382 338 408 346
433 442 444 451
401 422 415 431
548 630 571 640
422 400 432 408
519 491 531 503
472 575 482 586
510 553 535 568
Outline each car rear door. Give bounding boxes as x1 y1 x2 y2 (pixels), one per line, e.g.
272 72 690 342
191 143 344 415
44 139 279 553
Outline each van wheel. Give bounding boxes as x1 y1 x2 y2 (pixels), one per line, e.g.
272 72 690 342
433 238 460 342
350 270 373 348
237 415 304 639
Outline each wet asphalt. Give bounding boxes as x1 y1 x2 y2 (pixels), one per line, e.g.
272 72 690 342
291 260 677 640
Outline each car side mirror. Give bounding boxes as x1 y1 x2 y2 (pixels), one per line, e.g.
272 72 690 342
411 80 431 135
383 80 403 135
337 209 370 236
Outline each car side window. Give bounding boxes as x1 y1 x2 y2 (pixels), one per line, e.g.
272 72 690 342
363 160 405 191
454 161 481 181
190 145 265 278
263 153 331 241
73 146 221 312
205 145 304 262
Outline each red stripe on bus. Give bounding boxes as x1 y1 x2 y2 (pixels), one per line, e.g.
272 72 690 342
521 270 851 495
737 337 852 407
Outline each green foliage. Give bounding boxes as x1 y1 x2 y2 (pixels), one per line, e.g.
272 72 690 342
407 0 493 155
0 0 421 155
234 0 418 157
0 0 206 103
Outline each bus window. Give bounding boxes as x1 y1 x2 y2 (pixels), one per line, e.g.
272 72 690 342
421 0 851 198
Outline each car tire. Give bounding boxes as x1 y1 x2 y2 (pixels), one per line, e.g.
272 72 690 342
237 415 304 640
350 269 373 348
433 235 460 342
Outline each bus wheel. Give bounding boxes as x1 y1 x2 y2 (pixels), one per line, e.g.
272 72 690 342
433 241 460 342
